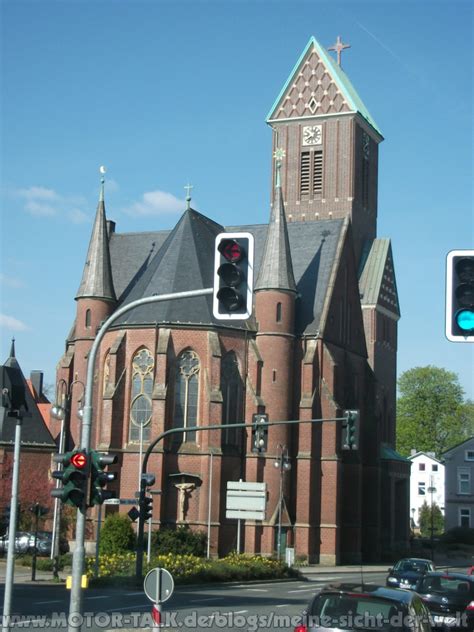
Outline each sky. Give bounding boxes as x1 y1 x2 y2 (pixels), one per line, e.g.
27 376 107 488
1 0 473 402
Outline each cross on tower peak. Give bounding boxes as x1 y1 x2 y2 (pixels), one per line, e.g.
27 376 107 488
328 35 351 67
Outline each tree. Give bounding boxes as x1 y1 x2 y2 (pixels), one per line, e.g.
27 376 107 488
99 513 135 555
396 366 471 457
418 500 444 537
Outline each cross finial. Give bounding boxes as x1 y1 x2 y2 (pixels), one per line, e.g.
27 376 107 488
328 35 351 67
273 148 286 188
184 183 193 210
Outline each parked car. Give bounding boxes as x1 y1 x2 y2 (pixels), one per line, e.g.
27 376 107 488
415 571 474 630
293 582 433 631
386 558 435 590
0 531 69 556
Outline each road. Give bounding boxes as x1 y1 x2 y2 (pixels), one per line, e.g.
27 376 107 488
0 570 390 630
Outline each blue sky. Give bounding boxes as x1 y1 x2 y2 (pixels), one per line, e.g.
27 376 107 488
1 0 473 401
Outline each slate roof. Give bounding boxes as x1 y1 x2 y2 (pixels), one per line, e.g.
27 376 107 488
255 180 297 293
359 238 401 318
0 349 56 448
108 208 343 336
76 190 116 302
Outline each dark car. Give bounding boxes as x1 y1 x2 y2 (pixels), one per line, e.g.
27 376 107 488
293 582 433 631
386 558 436 590
415 572 474 631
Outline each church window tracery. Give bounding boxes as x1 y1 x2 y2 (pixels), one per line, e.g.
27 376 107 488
129 348 154 442
173 350 200 444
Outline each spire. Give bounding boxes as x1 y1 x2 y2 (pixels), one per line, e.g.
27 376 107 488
9 338 15 359
255 149 296 293
4 337 20 369
75 169 116 302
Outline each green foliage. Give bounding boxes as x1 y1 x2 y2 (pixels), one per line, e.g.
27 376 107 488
99 514 135 555
441 527 474 545
396 366 471 457
151 525 207 557
418 500 444 537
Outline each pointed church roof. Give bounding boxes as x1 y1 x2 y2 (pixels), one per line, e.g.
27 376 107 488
76 182 116 302
115 208 225 326
359 238 400 317
267 36 382 138
0 344 56 447
255 169 296 293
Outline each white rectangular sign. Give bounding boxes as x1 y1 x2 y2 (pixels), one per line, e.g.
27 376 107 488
225 480 266 521
226 509 265 521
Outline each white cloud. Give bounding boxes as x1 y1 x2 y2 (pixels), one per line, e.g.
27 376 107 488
0 273 25 289
125 190 184 217
15 186 92 223
68 209 89 224
0 313 29 331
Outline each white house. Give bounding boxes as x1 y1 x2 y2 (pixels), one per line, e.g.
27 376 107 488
408 451 445 528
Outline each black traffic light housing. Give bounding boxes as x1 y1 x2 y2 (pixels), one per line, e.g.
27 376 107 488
252 413 269 453
89 451 118 506
213 232 254 320
446 250 474 342
51 450 89 508
341 410 360 450
141 496 153 522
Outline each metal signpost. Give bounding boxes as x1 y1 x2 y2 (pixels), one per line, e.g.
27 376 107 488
226 481 266 553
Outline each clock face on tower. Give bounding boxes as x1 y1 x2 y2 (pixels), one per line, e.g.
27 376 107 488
302 125 322 146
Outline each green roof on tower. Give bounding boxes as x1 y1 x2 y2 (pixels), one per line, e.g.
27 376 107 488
266 36 383 139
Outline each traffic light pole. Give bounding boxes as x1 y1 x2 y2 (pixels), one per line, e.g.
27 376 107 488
135 414 345 581
2 416 22 632
67 288 213 632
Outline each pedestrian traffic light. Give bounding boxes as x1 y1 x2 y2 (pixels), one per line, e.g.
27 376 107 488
446 250 474 342
213 232 254 320
252 413 269 453
51 450 89 508
89 451 118 506
341 410 359 450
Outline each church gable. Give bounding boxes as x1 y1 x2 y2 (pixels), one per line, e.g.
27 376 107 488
359 239 400 317
267 36 382 137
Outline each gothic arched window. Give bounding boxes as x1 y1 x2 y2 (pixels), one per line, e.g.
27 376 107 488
221 352 242 447
85 309 91 329
173 350 200 444
129 348 154 442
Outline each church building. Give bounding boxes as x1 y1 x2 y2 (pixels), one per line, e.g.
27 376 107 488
57 36 410 563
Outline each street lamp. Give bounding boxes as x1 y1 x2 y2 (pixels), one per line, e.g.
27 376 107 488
273 444 291 561
50 378 84 578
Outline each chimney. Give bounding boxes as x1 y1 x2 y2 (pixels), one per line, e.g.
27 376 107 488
106 220 116 238
30 370 44 400
410 449 417 456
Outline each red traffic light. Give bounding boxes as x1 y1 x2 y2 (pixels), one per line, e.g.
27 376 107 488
218 239 244 263
71 452 87 469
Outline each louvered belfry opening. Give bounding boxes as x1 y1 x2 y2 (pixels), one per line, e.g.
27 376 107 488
300 150 323 198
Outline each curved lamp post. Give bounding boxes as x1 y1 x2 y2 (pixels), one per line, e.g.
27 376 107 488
50 378 84 578
273 444 291 561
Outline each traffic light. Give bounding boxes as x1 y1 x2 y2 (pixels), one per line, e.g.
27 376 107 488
51 450 89 508
140 496 153 521
252 413 269 453
213 232 254 320
89 451 118 506
341 410 360 450
446 250 474 342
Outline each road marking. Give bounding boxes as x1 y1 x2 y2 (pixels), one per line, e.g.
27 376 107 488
234 610 248 614
245 588 268 592
190 597 225 603
86 595 109 600
276 604 290 608
124 591 145 596
289 588 318 593
35 600 63 605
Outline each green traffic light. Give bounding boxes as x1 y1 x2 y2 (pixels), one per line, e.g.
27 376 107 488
456 309 474 332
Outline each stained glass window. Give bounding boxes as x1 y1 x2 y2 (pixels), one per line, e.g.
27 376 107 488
129 348 154 442
173 350 200 444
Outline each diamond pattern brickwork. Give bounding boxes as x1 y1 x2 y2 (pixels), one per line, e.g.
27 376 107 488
274 47 351 120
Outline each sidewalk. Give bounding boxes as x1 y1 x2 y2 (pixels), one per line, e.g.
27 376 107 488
0 558 68 585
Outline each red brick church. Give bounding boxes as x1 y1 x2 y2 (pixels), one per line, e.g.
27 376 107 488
57 36 410 563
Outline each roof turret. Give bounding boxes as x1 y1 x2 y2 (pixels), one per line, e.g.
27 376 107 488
75 177 116 302
255 153 296 293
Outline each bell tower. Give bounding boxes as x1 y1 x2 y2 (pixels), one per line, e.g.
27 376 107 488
266 36 384 266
